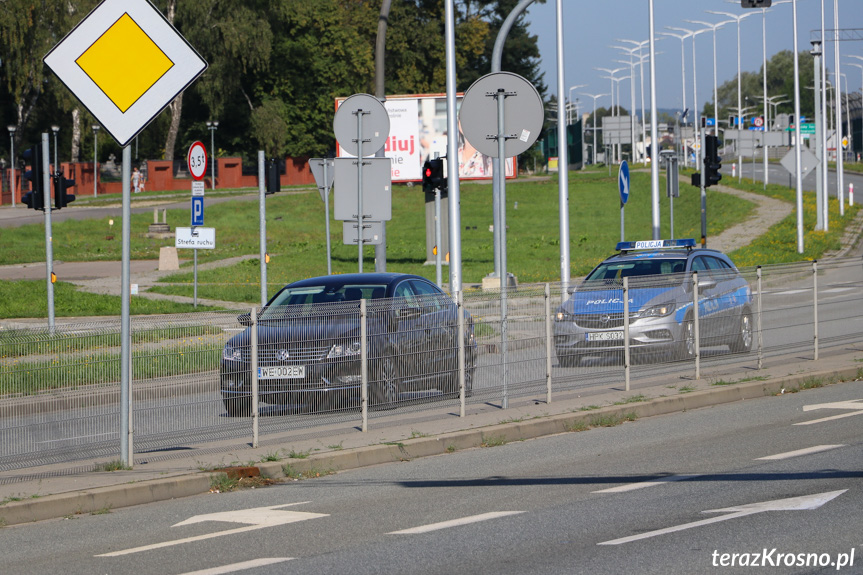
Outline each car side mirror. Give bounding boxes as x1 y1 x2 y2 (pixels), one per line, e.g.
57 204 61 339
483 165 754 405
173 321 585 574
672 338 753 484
698 278 717 291
237 312 252 327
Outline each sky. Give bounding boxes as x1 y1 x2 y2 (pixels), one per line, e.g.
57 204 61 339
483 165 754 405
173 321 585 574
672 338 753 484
523 0 863 117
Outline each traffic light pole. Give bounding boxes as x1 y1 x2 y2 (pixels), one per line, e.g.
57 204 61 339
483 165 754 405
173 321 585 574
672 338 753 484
41 134 55 331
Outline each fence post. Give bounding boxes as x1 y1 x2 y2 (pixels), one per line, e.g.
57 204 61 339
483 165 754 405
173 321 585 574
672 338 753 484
361 298 368 432
250 306 259 448
545 283 553 404
623 277 630 392
693 271 700 380
813 260 819 361
458 291 466 417
756 266 763 370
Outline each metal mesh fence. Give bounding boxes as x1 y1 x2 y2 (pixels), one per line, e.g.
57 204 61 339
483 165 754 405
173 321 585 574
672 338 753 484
2 256 863 472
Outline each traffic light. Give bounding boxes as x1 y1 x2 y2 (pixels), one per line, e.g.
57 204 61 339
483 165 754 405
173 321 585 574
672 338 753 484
22 145 44 210
704 135 722 188
265 158 279 194
422 158 446 193
741 0 771 7
53 173 76 209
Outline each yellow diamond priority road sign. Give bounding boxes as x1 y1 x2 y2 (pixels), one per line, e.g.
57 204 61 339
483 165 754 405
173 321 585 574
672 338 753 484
44 0 207 147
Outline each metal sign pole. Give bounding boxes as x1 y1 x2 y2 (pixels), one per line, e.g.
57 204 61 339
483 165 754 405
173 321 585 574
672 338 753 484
445 0 463 294
258 151 267 306
324 161 332 275
355 110 369 272
120 145 132 466
193 248 198 308
494 88 512 410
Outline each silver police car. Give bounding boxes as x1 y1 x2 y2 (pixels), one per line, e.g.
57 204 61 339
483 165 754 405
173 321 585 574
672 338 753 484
554 239 753 366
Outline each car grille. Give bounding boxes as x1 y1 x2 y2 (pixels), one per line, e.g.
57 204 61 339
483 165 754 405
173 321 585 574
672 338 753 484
240 343 331 364
574 313 627 329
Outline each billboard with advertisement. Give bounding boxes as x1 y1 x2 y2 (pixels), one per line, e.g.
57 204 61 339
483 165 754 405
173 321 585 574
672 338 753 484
335 93 515 184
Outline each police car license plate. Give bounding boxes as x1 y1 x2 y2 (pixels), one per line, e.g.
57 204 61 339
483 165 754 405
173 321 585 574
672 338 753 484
258 366 305 379
586 331 624 342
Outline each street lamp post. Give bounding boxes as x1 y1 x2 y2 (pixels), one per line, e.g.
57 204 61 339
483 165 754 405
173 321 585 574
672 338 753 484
581 92 608 165
595 67 625 163
92 125 100 198
617 39 651 164
757 1 792 188
707 9 754 182
611 45 641 166
660 30 693 167
7 125 16 207
206 120 218 190
667 26 710 171
568 85 586 125
686 19 732 137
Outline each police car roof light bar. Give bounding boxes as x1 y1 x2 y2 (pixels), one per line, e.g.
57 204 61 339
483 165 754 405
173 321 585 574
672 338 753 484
615 239 696 252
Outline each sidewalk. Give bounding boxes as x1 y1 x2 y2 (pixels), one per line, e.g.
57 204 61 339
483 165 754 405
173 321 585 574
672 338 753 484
1 344 861 527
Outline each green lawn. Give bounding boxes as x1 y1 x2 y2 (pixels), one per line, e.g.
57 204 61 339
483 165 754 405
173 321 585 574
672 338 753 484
145 170 755 303
6 164 857 316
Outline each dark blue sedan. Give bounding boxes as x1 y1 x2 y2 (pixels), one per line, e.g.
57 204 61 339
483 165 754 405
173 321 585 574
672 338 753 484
220 273 477 416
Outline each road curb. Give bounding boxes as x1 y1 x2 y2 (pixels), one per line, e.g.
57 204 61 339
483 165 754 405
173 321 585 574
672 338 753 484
2 363 859 528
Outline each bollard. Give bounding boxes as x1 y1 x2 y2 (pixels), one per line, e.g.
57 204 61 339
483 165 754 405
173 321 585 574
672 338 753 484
850 183 854 207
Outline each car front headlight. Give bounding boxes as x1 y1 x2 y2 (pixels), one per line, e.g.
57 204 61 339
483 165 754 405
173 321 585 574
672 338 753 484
635 302 676 319
222 345 242 361
555 310 574 322
327 341 363 359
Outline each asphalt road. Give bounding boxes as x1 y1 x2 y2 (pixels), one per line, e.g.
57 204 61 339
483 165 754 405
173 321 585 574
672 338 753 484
736 161 863 198
3 378 860 575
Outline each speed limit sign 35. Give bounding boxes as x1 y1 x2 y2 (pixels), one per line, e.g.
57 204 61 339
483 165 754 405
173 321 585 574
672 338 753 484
187 141 208 180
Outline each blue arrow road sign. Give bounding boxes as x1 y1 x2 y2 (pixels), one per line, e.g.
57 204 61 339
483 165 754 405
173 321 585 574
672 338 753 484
619 161 630 206
191 196 204 226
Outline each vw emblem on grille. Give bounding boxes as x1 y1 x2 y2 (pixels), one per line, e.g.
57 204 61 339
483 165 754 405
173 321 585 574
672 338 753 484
601 314 612 325
277 349 290 361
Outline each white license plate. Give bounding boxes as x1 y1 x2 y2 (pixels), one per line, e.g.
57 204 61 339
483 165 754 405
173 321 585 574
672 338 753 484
586 331 624 342
258 365 305 380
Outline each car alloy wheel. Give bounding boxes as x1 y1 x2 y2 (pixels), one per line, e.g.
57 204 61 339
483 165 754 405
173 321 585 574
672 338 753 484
373 355 400 408
730 311 753 353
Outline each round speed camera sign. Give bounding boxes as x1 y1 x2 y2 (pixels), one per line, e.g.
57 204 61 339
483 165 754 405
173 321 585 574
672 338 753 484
187 141 208 181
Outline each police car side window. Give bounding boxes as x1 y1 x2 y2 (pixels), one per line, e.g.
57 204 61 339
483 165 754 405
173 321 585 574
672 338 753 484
691 256 709 273
705 256 735 279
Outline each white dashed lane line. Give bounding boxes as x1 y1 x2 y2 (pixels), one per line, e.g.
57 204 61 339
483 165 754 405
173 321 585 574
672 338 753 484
756 445 846 460
388 511 525 535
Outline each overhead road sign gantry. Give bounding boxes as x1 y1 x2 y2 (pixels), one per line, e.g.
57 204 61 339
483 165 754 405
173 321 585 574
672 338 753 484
44 0 208 147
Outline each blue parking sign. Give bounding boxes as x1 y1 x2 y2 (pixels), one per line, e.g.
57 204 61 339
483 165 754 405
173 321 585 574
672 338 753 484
191 196 204 226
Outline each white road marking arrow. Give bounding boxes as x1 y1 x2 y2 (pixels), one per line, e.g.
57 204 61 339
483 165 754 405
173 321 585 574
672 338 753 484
597 490 846 545
97 502 328 557
797 399 863 426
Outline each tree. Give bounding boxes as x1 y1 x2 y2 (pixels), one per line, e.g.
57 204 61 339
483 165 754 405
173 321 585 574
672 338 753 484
0 0 70 148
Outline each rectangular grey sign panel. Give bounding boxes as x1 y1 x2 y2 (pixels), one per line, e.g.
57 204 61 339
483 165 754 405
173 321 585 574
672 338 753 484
343 220 384 245
334 157 392 221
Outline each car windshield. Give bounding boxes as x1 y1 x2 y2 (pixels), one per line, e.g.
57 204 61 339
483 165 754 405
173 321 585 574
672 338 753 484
259 284 388 320
583 258 687 288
